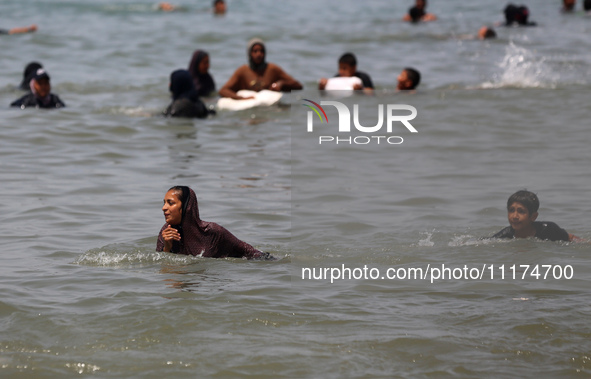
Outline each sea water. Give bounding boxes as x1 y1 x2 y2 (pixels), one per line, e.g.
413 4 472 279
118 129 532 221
1 0 591 377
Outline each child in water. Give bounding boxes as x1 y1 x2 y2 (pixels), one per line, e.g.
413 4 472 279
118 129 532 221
397 67 421 91
490 190 578 242
318 52 374 94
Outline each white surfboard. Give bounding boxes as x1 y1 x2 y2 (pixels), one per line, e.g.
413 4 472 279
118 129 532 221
324 76 363 91
216 90 283 111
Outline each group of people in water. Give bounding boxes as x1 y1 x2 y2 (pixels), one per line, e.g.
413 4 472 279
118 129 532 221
7 1 586 259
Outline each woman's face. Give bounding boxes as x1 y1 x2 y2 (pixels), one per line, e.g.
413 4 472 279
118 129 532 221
162 190 183 225
198 55 210 74
33 78 50 98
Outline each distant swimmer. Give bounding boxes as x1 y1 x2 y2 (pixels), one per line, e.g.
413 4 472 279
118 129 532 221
318 52 374 94
488 190 579 242
478 26 497 39
397 67 421 91
157 186 274 259
403 0 437 23
19 61 43 91
218 38 303 100
188 50 215 97
157 2 177 11
561 0 576 12
213 0 227 15
503 4 537 26
11 69 65 109
0 24 37 35
163 69 212 118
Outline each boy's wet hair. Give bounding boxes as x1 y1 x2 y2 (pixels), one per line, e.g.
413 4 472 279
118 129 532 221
404 67 421 89
507 190 539 215
338 53 357 67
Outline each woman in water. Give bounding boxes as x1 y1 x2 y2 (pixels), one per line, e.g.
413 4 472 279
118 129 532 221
157 186 272 259
188 50 216 97
11 68 65 109
163 69 211 118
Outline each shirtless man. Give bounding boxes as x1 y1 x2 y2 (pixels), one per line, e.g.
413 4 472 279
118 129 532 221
218 38 303 100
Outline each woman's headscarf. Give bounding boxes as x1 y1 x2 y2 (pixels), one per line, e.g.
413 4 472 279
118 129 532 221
188 50 215 97
169 69 199 101
247 38 267 72
156 186 265 259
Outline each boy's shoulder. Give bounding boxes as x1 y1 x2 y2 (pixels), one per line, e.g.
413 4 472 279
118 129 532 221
533 221 570 242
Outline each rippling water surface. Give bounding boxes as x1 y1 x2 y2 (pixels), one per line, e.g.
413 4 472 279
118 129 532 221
1 0 591 377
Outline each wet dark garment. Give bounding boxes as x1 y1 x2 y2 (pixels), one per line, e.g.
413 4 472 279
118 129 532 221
10 93 65 109
491 221 570 242
164 69 210 118
163 98 209 118
156 187 269 259
0 29 8 34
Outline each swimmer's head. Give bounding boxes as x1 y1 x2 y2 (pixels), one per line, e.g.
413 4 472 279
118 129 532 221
563 0 576 11
213 0 226 14
32 69 51 98
166 185 191 224
338 53 357 77
169 69 194 100
416 0 427 10
189 50 210 77
507 190 539 216
247 38 266 71
478 26 497 39
397 67 421 90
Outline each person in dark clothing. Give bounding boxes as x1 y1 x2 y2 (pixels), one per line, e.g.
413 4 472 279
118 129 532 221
489 190 578 242
318 52 374 94
403 0 437 22
157 186 273 259
11 69 65 109
188 50 216 97
504 4 537 26
163 69 211 118
19 61 43 90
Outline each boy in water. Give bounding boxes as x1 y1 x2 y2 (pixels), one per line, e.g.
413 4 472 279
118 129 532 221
318 52 374 94
397 67 421 91
403 0 437 23
491 190 577 242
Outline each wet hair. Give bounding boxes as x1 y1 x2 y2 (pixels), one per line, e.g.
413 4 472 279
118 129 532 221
338 53 357 67
213 0 224 5
585 0 591 10
404 67 421 89
482 27 497 39
409 6 425 22
20 61 43 90
507 190 539 215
